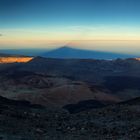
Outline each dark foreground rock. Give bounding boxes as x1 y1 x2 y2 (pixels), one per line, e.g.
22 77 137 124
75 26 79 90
0 96 139 140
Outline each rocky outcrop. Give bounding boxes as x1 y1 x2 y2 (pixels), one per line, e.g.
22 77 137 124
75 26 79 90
0 57 33 63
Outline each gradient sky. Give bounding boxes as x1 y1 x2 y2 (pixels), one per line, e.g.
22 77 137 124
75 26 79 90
1 0 140 54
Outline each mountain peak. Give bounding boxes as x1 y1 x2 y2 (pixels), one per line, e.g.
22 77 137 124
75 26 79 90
57 46 73 50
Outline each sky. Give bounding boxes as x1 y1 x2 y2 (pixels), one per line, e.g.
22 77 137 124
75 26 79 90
0 0 140 54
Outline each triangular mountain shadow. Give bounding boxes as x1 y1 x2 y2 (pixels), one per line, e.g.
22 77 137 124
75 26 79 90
41 46 136 59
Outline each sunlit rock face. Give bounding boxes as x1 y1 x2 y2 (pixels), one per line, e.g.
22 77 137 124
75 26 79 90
0 57 33 63
135 58 140 61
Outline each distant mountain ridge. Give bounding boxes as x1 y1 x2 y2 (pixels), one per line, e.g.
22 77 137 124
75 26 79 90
42 46 137 59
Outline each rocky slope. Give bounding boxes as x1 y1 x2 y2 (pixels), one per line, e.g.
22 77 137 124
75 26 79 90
0 96 139 140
